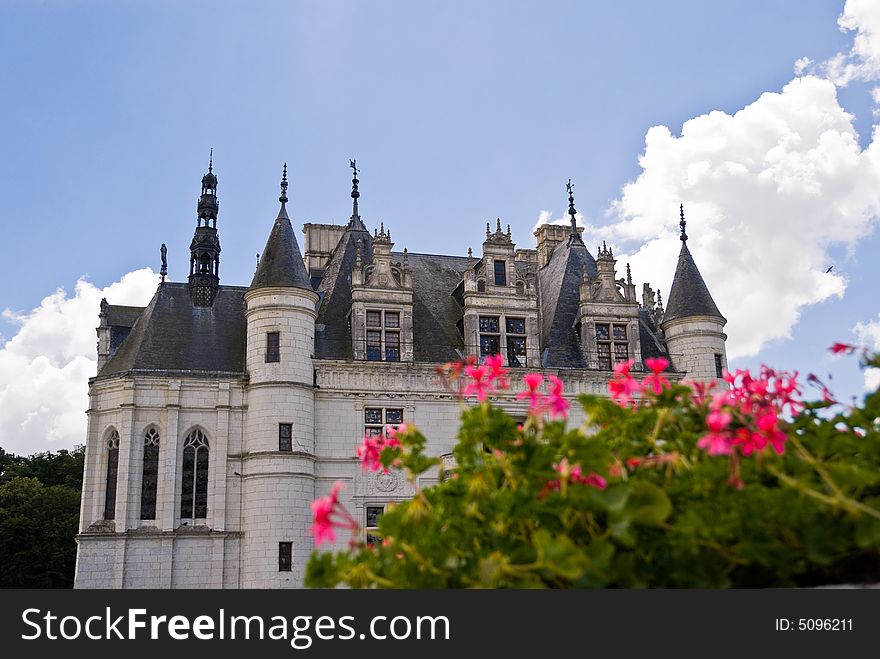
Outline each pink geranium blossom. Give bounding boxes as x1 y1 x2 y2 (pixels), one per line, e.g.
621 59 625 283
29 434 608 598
310 482 357 546
463 355 510 401
546 375 570 419
516 373 546 412
642 357 671 395
696 365 802 460
609 359 640 407
543 458 607 495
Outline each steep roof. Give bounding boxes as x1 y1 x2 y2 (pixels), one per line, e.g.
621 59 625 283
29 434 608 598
663 241 724 323
314 221 374 359
405 252 468 362
99 283 247 377
105 305 145 328
538 238 598 368
250 204 313 291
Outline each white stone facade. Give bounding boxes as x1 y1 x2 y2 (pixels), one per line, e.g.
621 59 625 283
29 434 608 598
75 211 726 589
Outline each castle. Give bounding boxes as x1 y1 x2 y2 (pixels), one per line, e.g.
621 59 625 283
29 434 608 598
74 159 727 588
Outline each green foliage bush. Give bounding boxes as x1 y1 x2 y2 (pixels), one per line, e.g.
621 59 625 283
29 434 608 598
306 355 880 588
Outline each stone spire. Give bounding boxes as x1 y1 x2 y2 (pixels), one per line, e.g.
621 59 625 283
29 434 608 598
349 159 366 231
566 179 583 245
189 154 222 306
250 164 313 291
664 206 724 323
679 203 688 242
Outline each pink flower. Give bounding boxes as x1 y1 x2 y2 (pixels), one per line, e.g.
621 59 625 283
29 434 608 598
484 354 510 390
310 482 350 546
546 375 570 419
697 432 733 456
829 342 857 355
463 355 511 401
516 373 546 412
642 357 671 395
463 363 490 401
548 458 607 491
698 365 801 458
609 359 640 407
644 357 669 374
356 435 383 472
383 423 406 446
707 410 732 433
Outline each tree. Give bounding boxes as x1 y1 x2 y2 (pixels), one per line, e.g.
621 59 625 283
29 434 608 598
0 446 84 588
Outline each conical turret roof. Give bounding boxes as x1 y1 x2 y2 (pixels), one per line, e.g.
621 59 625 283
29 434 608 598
663 241 724 323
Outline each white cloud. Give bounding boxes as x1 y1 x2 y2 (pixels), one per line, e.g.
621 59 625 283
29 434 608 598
853 313 880 390
0 269 159 456
600 76 880 360
811 0 880 85
794 56 813 76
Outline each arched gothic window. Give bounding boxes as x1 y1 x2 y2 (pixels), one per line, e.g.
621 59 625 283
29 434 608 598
103 429 120 520
140 428 160 520
181 429 209 520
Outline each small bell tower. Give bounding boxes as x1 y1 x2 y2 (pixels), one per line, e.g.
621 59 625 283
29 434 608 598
188 151 222 306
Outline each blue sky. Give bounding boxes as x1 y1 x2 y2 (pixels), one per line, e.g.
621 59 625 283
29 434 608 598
1 0 879 453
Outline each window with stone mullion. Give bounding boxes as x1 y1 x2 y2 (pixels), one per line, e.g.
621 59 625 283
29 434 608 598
365 310 401 362
595 322 628 370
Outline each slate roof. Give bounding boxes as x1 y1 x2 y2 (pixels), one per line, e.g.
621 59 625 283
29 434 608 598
99 283 247 377
537 238 597 368
404 252 468 363
99 219 679 376
314 220 373 359
663 241 724 323
250 203 313 291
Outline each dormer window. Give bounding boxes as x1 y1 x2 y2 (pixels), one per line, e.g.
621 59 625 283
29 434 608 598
596 323 628 370
494 260 507 286
365 310 400 362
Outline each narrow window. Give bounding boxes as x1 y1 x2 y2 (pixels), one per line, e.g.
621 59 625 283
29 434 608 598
279 542 293 572
494 260 507 286
479 315 501 357
104 430 120 520
385 331 400 362
477 279 486 292
365 505 385 546
181 429 210 520
505 317 527 367
366 330 382 361
279 423 292 452
595 323 628 370
140 428 160 520
715 354 724 378
266 332 280 363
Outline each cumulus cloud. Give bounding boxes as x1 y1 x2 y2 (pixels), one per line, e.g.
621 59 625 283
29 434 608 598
550 2 880 362
0 269 159 456
603 76 880 359
853 313 880 390
813 0 880 85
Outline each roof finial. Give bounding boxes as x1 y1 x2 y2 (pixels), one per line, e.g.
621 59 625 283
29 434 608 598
566 178 581 243
208 148 213 173
280 163 289 204
350 159 360 223
626 262 632 286
160 243 167 283
679 204 688 242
